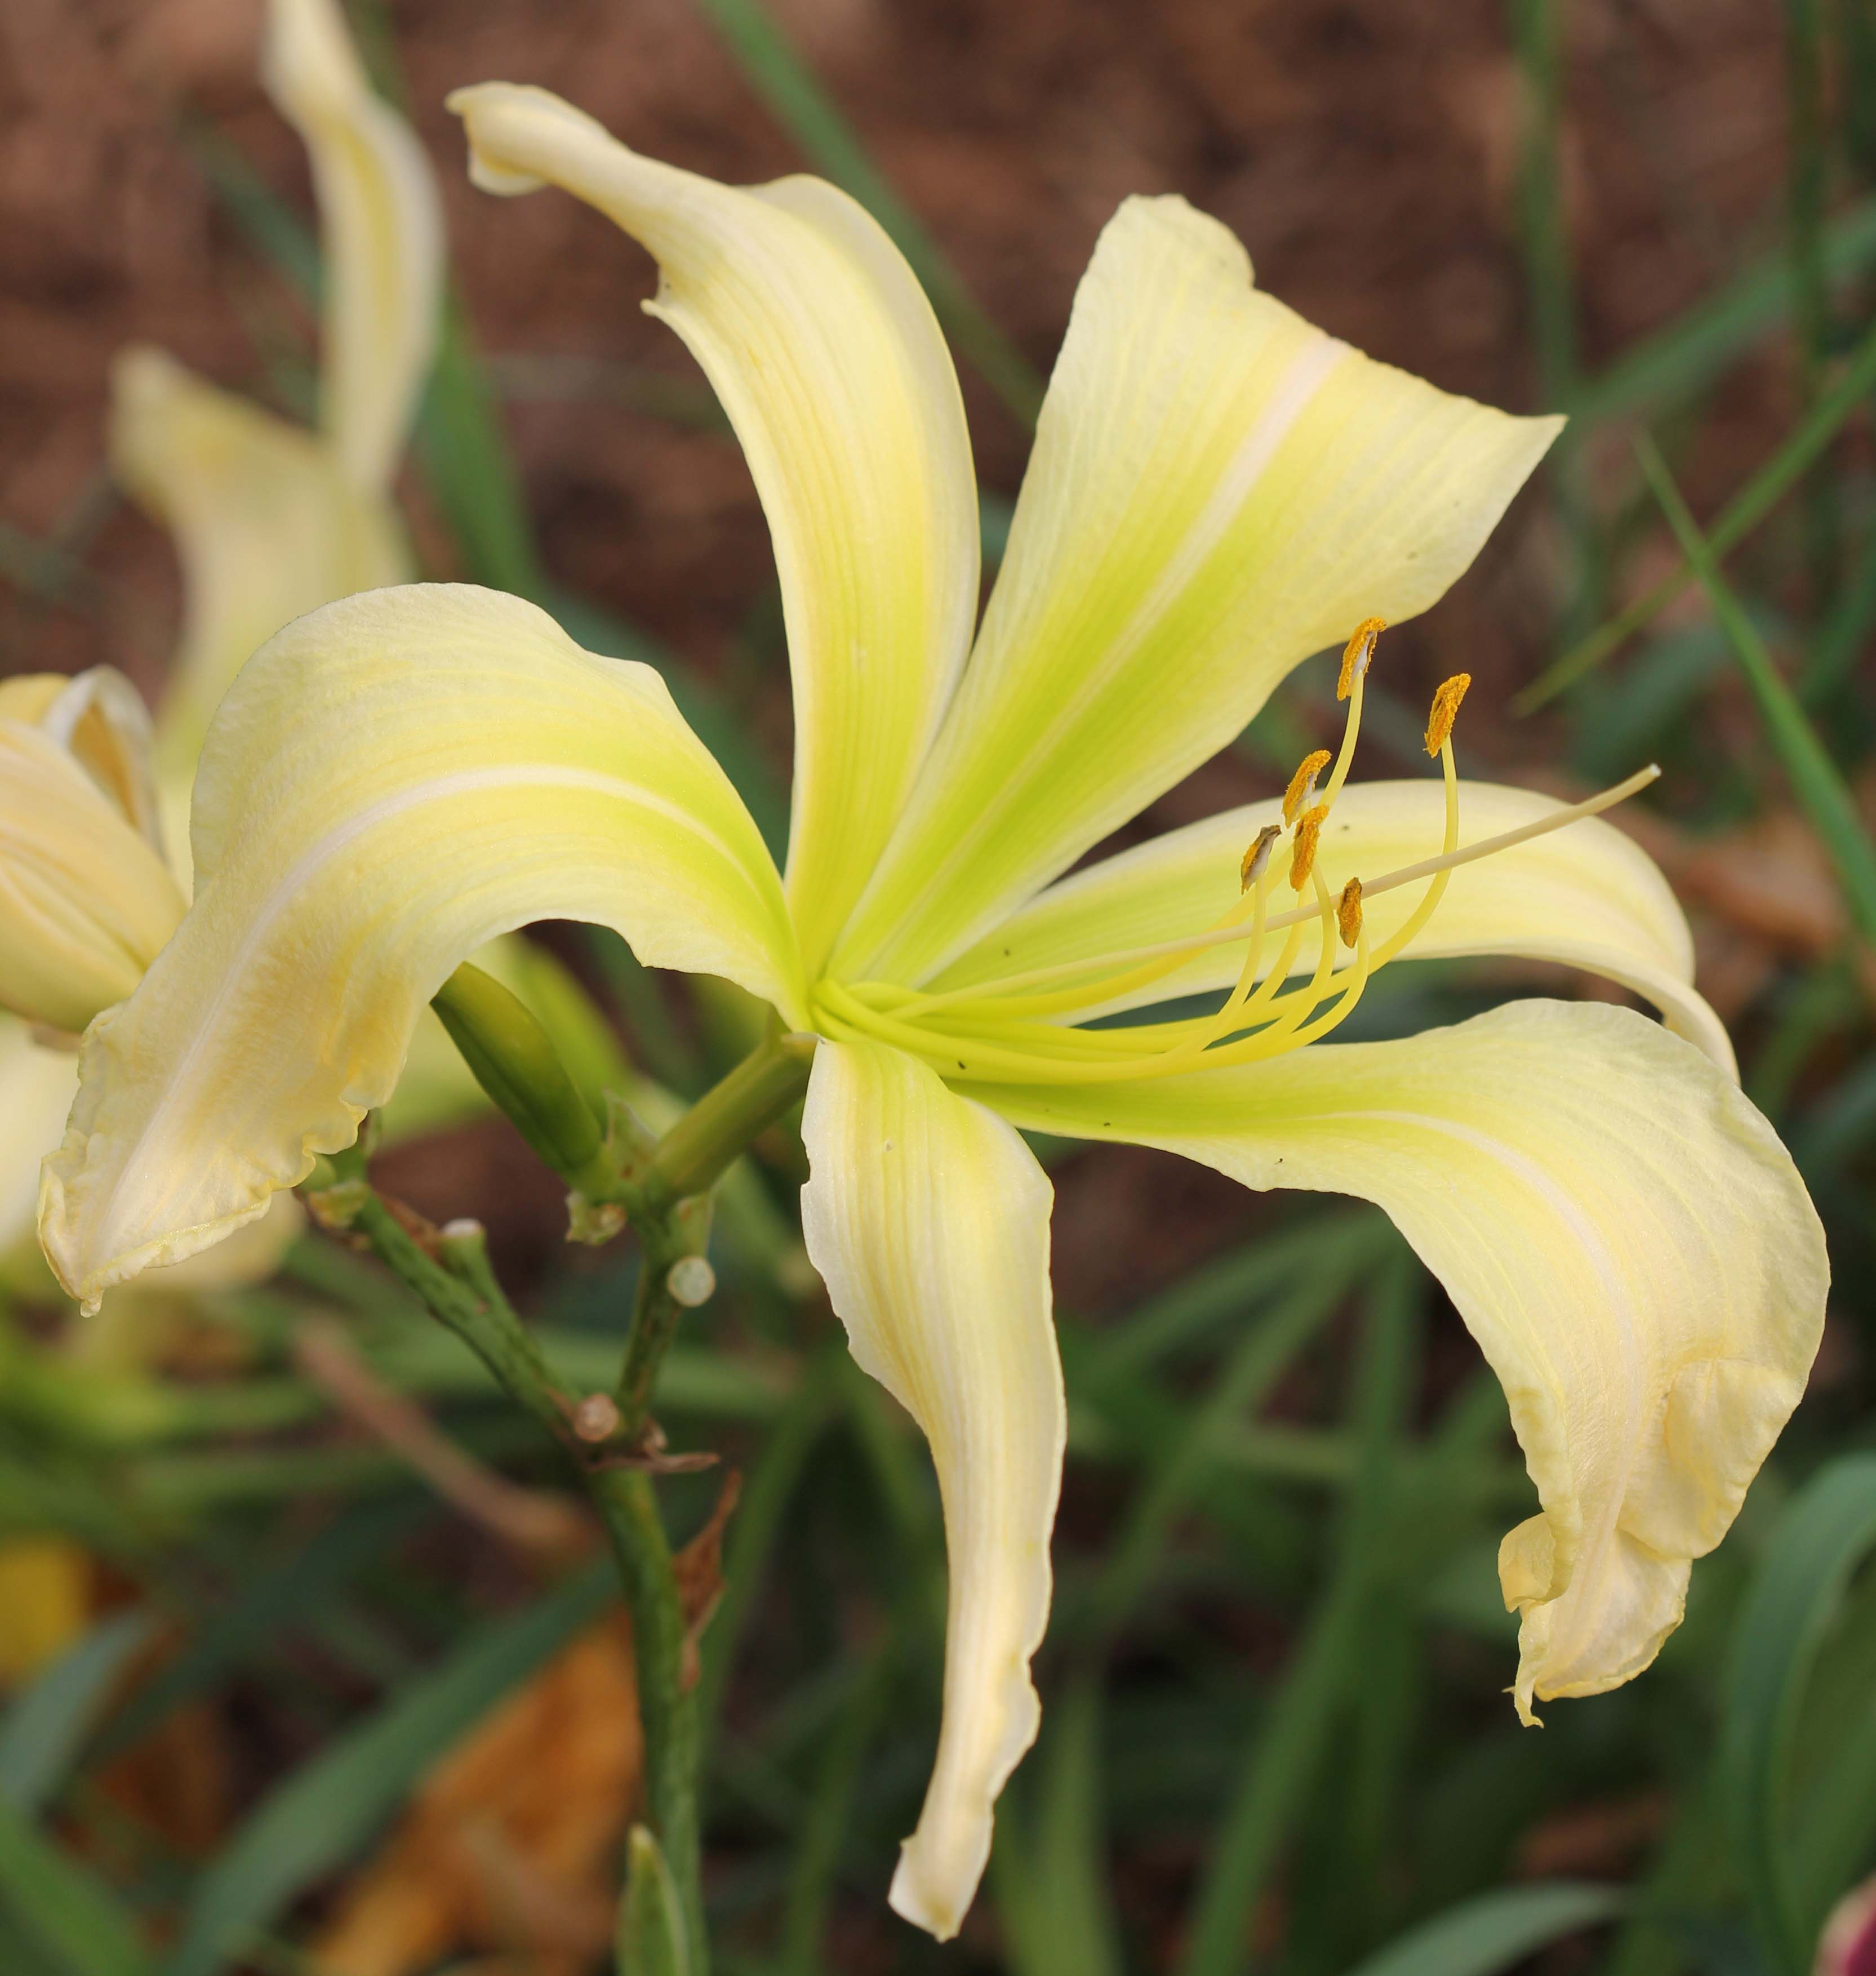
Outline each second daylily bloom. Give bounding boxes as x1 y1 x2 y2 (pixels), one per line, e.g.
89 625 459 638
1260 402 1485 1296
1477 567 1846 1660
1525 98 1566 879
110 0 441 790
0 0 455 1272
39 86 1826 1941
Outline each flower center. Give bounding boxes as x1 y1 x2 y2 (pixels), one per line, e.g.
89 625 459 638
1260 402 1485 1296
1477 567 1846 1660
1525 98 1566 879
809 621 1657 1085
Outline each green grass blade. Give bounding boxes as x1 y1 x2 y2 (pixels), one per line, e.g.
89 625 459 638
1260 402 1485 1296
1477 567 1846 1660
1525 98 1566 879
1783 0 1841 609
1177 1261 1419 1976
96 1498 428 1763
1565 195 1876 429
416 299 548 601
177 117 322 303
1341 1881 1625 1976
990 1671 1123 1976
697 1346 842 1749
1508 0 1603 646
1636 434 1876 946
1084 1262 1352 1642
163 1560 614 1976
1793 1690 1876 1928
1802 524 1876 703
777 1617 897 1975
1090 1209 1389 1379
1517 311 1876 711
0 1610 158 1815
687 0 1043 425
1719 1453 1876 1974
0 1797 152 1976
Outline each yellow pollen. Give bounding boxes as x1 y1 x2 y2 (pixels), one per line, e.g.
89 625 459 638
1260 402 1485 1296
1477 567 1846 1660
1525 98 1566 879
1425 673 1471 756
1337 617 1386 701
1337 876 1363 948
1283 750 1332 826
1290 804 1327 892
1240 822 1282 891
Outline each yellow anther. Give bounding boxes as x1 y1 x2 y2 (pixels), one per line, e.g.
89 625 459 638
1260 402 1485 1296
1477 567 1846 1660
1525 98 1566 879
1240 822 1282 891
1337 617 1386 701
1290 804 1327 892
1283 750 1332 826
1425 673 1471 756
1337 876 1363 948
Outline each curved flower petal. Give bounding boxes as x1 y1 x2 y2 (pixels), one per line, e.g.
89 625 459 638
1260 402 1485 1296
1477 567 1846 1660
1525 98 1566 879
262 0 443 490
23 669 166 849
834 195 1560 984
935 778 1736 1072
40 584 802 1310
801 1038 1064 1940
448 83 979 976
976 1001 1825 1720
0 1021 79 1259
111 349 408 779
0 720 184 1033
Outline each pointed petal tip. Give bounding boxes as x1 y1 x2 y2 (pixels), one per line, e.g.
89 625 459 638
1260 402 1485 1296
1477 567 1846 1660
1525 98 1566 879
37 1148 279 1318
888 1848 968 1943
447 81 599 198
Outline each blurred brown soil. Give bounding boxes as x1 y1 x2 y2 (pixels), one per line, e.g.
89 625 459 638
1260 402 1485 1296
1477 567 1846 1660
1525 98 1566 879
0 0 1807 1301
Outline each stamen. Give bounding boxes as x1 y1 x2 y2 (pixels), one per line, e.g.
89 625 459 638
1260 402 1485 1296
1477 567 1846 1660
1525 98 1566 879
1240 822 1281 891
1290 804 1328 891
1425 673 1470 756
1337 617 1386 701
1337 876 1363 949
886 763 1659 1015
1282 751 1331 826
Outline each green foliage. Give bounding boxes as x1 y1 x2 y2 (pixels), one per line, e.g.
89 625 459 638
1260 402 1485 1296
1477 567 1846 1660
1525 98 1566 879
1722 1457 1876 1974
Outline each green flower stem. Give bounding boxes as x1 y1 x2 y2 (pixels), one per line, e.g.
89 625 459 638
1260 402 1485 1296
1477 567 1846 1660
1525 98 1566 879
321 1146 566 1447
626 1030 818 1216
316 1158 711 1966
318 1027 817 1973
589 1467 704 1966
611 1030 816 1442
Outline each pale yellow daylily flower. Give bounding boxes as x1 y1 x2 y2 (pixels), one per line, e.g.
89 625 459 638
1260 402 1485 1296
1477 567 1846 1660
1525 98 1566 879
0 0 443 1294
38 86 1827 1941
113 0 440 784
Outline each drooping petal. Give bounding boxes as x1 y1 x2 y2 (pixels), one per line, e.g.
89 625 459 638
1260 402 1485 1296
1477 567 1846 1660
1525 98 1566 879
800 1038 1064 1940
111 349 408 779
976 1001 1825 1720
0 720 184 1033
833 195 1561 985
935 778 1736 1072
0 1024 300 1305
448 83 980 976
262 0 444 490
40 584 802 1310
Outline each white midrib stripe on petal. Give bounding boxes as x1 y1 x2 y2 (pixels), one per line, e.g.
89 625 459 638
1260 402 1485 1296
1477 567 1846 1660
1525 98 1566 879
105 763 761 1211
883 332 1350 983
1103 331 1350 678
